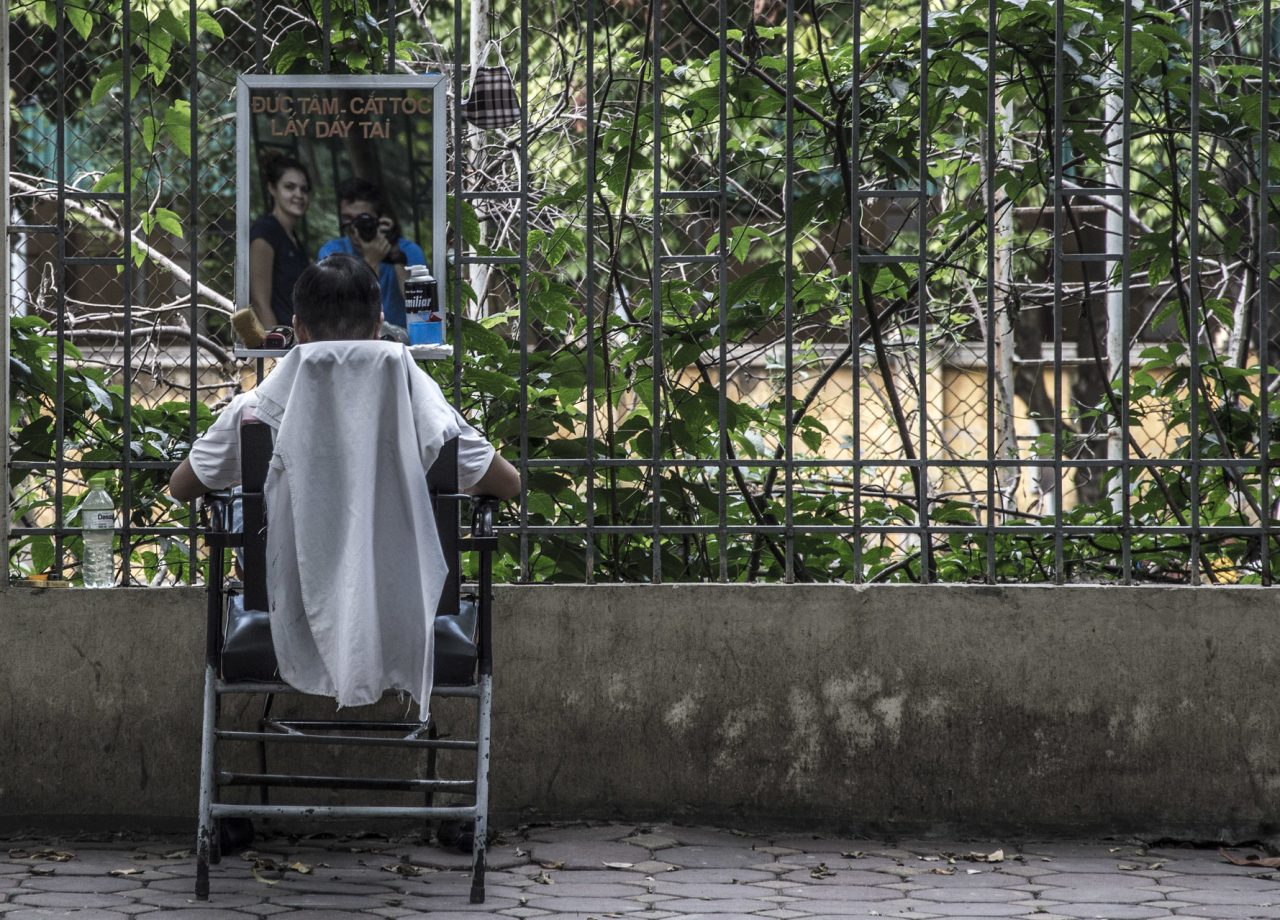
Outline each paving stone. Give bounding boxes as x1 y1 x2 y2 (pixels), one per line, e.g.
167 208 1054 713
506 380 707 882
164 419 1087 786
521 894 646 912
524 840 654 870
778 867 902 886
783 898 944 917
662 827 769 848
756 911 814 919
662 846 777 870
131 890 275 910
1048 905 1175 919
1173 888 1280 906
523 824 637 844
629 861 679 874
519 881 648 897
11 891 136 910
757 847 805 857
1173 874 1280 892
912 886 1028 903
5 911 134 920
15 874 137 895
785 885 900 902
248 912 372 920
651 881 800 899
624 834 680 851
652 897 779 913
1036 872 1164 890
1038 886 1176 904
769 837 879 855
660 868 778 884
496 908 553 917
1172 908 1280 919
627 911 682 919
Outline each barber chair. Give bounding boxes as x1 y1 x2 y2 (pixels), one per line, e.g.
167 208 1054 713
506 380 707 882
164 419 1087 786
195 420 497 903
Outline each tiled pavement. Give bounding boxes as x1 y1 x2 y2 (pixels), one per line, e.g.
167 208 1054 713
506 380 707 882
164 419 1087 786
3 823 1280 919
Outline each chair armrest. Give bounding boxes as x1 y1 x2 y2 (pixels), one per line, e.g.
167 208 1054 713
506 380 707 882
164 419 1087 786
201 490 244 549
463 496 500 551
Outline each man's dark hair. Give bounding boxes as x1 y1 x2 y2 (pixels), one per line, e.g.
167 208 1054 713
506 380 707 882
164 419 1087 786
336 176 383 212
291 254 382 340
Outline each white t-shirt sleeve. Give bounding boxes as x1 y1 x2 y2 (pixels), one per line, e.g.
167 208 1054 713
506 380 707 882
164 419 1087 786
452 408 497 492
187 392 258 491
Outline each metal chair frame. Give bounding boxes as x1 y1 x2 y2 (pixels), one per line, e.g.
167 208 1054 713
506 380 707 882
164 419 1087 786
195 423 497 904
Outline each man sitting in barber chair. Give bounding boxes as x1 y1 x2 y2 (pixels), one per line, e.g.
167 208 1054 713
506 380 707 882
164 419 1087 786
170 253 519 714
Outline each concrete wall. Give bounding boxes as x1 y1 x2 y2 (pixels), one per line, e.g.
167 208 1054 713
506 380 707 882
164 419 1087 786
1 584 1276 838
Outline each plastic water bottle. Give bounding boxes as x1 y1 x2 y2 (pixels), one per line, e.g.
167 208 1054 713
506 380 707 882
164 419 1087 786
405 266 443 346
80 477 116 588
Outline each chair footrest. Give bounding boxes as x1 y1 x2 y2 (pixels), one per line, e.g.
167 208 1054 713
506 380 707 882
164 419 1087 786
218 772 476 793
210 803 481 820
216 730 478 751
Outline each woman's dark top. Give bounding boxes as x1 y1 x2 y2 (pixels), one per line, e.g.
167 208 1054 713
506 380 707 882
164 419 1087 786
250 214 308 325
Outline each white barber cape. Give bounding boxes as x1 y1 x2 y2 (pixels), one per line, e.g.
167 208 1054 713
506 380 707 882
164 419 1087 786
253 340 460 720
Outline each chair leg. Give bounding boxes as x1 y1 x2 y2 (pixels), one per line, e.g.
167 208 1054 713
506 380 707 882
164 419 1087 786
195 666 217 900
423 718 438 842
469 674 492 904
258 693 275 806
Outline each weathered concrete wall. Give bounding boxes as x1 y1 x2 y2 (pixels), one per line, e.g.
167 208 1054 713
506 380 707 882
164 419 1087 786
1 584 1276 837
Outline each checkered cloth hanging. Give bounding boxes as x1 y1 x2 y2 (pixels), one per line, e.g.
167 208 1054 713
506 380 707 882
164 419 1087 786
462 41 521 130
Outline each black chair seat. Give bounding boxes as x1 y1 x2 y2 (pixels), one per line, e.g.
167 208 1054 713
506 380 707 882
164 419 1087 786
221 594 479 687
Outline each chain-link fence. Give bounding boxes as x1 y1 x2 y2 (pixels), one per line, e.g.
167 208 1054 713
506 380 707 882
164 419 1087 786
6 0 1278 585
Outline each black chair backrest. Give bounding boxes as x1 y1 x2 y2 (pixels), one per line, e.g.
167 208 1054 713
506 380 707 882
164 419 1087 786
237 418 460 614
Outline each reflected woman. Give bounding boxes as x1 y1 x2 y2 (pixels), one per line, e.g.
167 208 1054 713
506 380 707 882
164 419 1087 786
249 153 311 327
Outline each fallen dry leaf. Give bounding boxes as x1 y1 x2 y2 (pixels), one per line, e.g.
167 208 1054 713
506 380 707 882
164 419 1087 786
28 865 55 877
810 863 836 879
541 860 566 870
840 851 865 859
381 863 424 878
534 869 554 885
289 861 312 875
109 868 144 878
966 869 981 875
251 865 281 886
1118 863 1141 871
602 861 633 870
930 866 956 876
514 847 528 858
1221 848 1280 869
966 849 1004 863
162 850 191 860
13 849 75 862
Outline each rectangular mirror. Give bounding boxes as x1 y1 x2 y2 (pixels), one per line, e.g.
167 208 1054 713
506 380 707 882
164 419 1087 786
235 74 446 334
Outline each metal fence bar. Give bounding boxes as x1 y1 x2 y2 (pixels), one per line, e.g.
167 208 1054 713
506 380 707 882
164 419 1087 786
649 0 663 584
53 0 67 578
783 0 795 582
984 0 996 584
121 0 135 584
1188 0 1202 585
518 0 531 582
585 0 597 583
717 0 728 582
1120 0 1133 584
917 0 931 582
1052 0 1065 582
851 0 863 583
1264 0 1276 585
187 0 200 580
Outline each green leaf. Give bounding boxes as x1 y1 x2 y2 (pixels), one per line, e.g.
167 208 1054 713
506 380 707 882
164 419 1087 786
141 114 160 153
196 11 224 39
65 4 93 40
91 61 123 106
164 101 192 156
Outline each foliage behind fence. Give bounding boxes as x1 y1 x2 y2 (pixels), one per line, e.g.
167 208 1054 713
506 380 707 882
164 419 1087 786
5 0 1278 585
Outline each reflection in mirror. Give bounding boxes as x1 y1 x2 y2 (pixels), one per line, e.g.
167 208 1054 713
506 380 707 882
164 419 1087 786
238 77 444 336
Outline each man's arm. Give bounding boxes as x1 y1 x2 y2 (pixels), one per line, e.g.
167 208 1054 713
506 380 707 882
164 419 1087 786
468 454 520 500
170 457 211 502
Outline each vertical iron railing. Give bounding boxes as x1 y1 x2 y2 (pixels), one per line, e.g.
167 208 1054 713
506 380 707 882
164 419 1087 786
4 0 1278 586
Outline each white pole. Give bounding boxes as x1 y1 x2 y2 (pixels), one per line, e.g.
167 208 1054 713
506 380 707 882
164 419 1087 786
1105 88 1125 512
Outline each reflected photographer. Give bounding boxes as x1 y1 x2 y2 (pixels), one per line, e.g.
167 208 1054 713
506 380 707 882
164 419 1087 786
318 177 427 328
